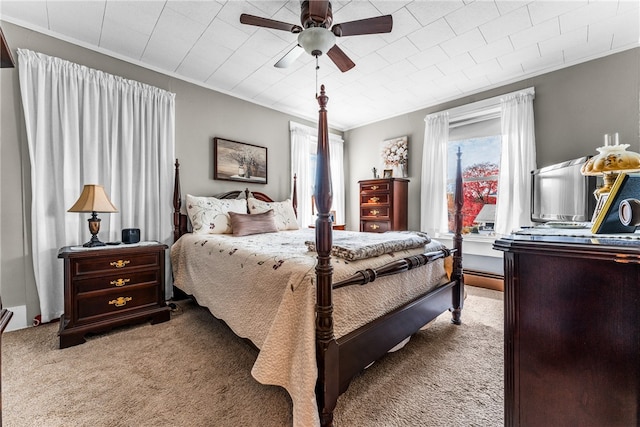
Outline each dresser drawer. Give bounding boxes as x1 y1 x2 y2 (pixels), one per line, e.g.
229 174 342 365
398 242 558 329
360 182 390 192
76 284 160 322
360 193 389 205
360 206 389 219
361 221 391 233
75 270 160 293
72 251 161 276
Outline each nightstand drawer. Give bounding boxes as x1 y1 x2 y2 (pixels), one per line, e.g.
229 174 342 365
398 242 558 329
360 193 389 205
360 182 390 192
361 221 391 233
72 251 160 276
75 270 160 293
360 206 390 219
76 284 160 321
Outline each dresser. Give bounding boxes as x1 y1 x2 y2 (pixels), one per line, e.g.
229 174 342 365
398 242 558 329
494 234 640 426
58 242 171 348
358 178 408 232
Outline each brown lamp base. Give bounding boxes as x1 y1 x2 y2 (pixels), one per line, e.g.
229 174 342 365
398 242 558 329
83 212 105 247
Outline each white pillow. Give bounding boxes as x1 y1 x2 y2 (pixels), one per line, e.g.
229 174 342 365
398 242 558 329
186 194 247 234
247 197 299 231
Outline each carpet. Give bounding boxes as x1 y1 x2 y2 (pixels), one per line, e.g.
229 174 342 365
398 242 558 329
2 286 503 426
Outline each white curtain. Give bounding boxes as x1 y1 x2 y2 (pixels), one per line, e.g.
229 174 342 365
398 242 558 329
420 112 449 235
495 89 537 235
290 121 345 227
18 49 176 323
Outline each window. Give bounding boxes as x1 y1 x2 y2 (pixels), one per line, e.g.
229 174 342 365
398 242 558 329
421 87 536 237
447 123 501 235
290 121 345 228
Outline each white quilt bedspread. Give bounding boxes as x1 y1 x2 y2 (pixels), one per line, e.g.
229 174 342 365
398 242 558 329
170 228 447 427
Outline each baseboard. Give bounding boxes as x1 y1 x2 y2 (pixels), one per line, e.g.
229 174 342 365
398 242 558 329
464 270 504 292
4 305 28 332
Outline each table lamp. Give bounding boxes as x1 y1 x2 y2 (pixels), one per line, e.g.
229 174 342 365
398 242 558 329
68 184 118 247
581 133 640 196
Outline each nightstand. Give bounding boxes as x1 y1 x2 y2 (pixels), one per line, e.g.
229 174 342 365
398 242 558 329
58 242 170 348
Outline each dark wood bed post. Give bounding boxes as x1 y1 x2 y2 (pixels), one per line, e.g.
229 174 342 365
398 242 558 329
451 147 464 324
173 159 182 242
292 174 298 217
314 85 339 427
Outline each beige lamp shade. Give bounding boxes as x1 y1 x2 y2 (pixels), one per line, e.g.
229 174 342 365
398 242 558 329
68 184 118 213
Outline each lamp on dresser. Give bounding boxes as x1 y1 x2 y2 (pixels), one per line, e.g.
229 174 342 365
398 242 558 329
68 184 118 247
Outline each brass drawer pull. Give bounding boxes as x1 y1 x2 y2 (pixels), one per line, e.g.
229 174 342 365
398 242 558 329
370 185 379 190
110 278 130 287
370 224 380 230
109 296 132 307
110 260 130 268
370 209 380 216
368 197 380 203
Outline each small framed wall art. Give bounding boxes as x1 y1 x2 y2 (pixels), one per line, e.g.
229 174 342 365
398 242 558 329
214 137 267 184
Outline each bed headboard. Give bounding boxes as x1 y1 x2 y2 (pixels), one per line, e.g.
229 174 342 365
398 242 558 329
172 159 297 241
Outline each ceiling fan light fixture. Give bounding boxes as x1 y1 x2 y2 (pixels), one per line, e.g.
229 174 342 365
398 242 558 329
298 27 335 56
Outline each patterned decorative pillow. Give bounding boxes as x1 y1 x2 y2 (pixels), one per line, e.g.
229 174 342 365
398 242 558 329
229 210 278 237
186 195 247 234
247 197 299 231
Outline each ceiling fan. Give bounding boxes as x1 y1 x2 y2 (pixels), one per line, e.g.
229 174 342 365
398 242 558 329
240 0 393 72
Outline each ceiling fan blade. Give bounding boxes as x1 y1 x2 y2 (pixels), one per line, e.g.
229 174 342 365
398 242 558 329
274 45 305 68
240 14 302 33
308 0 330 23
326 44 355 72
332 15 393 37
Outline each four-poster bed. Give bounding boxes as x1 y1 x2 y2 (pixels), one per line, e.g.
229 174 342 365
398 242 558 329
170 85 464 427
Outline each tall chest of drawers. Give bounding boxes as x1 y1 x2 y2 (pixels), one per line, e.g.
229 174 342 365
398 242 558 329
359 178 409 233
58 242 170 348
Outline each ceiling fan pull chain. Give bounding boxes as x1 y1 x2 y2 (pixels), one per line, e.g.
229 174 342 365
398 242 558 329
315 56 320 99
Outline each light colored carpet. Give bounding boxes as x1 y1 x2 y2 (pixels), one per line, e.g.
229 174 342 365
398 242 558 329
2 286 503 426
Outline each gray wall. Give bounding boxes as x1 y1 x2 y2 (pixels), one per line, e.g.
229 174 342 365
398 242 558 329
344 48 640 232
1 19 638 325
0 21 332 325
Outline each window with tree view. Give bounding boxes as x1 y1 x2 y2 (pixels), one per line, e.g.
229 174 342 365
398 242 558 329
447 136 501 235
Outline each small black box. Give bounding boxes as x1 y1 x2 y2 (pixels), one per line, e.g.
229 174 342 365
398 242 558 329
122 228 140 244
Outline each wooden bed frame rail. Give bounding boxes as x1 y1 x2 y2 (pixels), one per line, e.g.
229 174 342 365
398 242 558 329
171 84 464 427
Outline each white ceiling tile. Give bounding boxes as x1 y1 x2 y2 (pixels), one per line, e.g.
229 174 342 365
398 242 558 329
103 1 164 37
510 17 560 49
539 26 588 57
444 0 500 35
0 1 49 29
166 0 223 27
379 6 422 44
520 50 564 74
463 58 503 80
479 5 531 43
371 0 412 16
407 18 456 50
498 44 540 69
47 1 105 46
99 21 149 60
376 37 419 63
590 9 640 49
436 52 477 75
563 36 614 63
558 1 618 34
440 28 486 57
469 37 514 63
495 0 529 16
340 34 388 57
527 0 588 26
176 44 234 82
405 0 464 27
408 65 445 84
407 45 449 70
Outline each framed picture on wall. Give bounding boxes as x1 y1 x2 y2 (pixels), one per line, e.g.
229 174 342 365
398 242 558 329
214 137 267 184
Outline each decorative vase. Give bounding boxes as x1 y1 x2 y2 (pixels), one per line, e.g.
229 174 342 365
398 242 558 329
238 166 245 177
